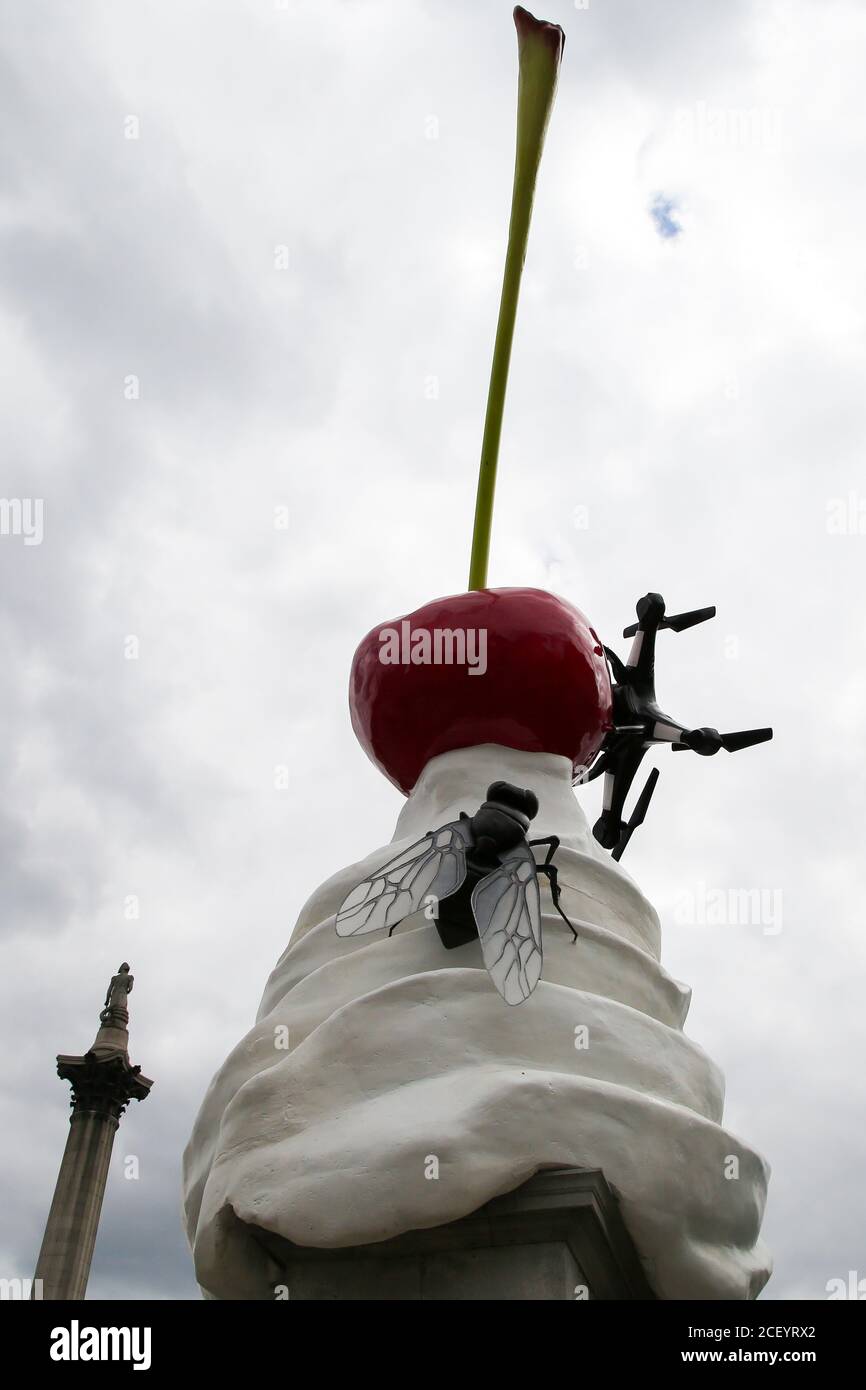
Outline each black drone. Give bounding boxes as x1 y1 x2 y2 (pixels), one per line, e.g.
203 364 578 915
585 592 772 858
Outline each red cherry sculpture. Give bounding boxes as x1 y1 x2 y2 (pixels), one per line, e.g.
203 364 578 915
349 587 613 794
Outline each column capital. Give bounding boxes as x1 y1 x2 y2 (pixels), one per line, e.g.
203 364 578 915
57 1050 153 1123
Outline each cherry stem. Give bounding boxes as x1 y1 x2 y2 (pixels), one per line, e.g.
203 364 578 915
467 7 564 591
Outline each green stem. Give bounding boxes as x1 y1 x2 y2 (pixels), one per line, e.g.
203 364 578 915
467 8 564 591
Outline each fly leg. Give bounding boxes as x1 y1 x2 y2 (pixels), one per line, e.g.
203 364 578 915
529 836 578 943
541 864 578 943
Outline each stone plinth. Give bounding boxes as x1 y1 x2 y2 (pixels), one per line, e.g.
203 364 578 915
252 1168 654 1300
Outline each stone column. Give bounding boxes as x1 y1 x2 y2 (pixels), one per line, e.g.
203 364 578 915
33 964 153 1300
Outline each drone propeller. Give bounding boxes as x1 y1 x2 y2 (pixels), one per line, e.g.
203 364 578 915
719 727 773 753
673 727 773 754
623 605 716 639
663 605 717 633
611 767 660 862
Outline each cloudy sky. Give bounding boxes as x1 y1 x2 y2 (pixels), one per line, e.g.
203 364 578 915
1 0 864 1300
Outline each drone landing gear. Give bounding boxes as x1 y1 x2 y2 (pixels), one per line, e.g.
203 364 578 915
592 813 623 851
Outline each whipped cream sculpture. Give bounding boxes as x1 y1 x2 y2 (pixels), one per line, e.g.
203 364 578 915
183 8 773 1298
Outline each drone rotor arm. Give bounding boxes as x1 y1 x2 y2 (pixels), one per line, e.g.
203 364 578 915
579 754 609 784
651 717 690 745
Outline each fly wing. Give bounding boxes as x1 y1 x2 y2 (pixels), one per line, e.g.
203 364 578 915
336 819 471 938
471 841 542 1006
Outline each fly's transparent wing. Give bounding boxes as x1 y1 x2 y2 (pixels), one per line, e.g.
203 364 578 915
471 842 542 1006
336 819 471 938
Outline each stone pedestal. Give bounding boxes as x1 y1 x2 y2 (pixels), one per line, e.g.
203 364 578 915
252 1168 654 1300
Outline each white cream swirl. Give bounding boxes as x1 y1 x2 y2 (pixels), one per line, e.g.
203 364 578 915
183 745 771 1299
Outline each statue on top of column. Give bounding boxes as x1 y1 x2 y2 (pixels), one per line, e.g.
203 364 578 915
100 963 133 1023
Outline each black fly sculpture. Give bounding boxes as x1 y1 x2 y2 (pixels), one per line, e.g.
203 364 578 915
587 592 773 858
336 782 577 1006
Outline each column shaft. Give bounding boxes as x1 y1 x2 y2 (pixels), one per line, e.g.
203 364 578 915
33 1109 118 1300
